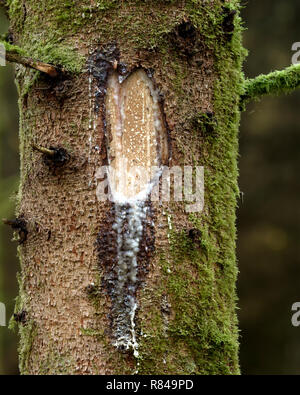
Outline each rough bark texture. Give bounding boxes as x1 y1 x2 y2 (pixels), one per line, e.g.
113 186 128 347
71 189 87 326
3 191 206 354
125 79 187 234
7 0 245 374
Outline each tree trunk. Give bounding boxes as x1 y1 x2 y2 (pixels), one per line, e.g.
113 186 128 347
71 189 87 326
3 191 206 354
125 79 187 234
7 0 244 374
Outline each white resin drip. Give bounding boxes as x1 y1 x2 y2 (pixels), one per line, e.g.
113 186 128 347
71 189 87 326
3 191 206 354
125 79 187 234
88 61 93 165
112 203 147 358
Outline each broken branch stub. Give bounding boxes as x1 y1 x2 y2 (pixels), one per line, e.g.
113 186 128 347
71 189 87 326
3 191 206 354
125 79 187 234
5 52 59 77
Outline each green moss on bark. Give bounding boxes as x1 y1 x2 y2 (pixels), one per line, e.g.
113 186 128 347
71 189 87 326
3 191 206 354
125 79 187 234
0 40 24 55
242 64 300 104
18 320 37 374
137 1 245 375
38 347 73 375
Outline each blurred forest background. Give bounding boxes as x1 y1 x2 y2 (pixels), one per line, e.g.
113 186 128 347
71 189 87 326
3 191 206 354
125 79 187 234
1 0 300 374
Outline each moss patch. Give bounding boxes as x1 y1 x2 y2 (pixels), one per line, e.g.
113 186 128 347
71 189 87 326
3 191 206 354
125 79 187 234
242 63 300 104
138 0 245 375
18 320 37 374
38 347 74 375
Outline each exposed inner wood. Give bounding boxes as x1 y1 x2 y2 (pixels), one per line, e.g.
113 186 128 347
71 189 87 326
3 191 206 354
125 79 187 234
105 69 168 201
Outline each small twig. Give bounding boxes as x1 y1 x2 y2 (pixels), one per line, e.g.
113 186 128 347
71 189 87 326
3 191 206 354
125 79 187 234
31 143 55 157
32 143 70 168
3 217 28 244
3 218 22 228
0 42 60 77
241 64 300 105
5 51 59 77
14 311 27 325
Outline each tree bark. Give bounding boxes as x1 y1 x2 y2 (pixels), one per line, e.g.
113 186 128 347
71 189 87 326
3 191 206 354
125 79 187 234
6 0 245 374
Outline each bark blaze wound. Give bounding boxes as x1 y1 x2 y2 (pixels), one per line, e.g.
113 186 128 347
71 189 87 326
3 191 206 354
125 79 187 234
102 69 168 356
106 69 168 200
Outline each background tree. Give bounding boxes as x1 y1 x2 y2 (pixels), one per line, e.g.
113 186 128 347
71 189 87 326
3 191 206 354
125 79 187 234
0 0 300 375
